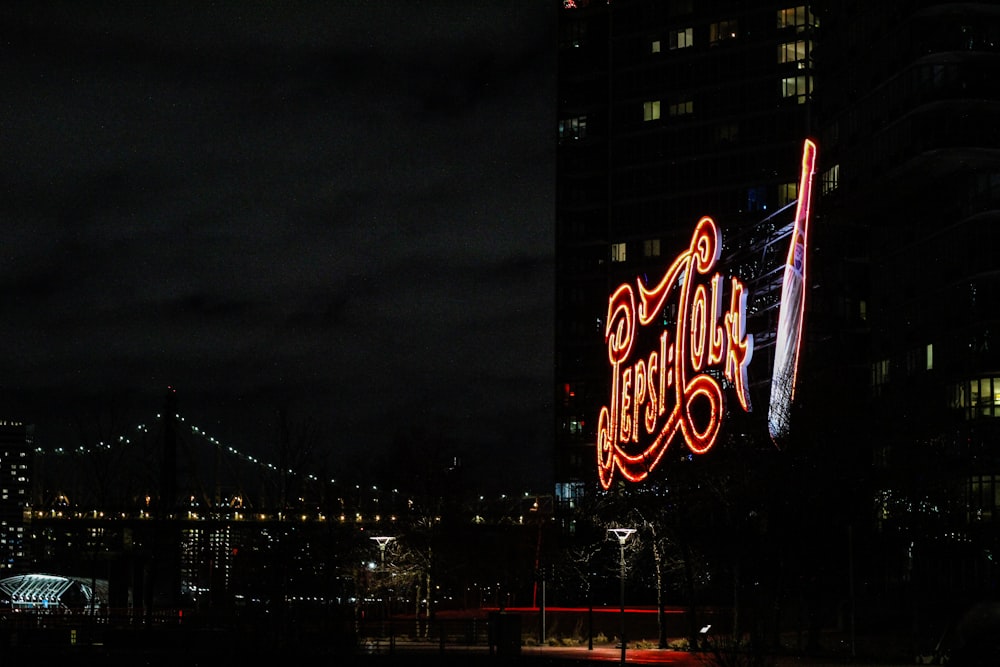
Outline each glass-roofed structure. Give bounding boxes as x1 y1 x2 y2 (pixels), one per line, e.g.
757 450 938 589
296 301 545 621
0 574 104 613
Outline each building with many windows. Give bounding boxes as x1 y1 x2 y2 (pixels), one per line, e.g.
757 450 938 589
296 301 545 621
555 0 821 506
816 0 1000 618
556 0 1000 643
0 421 34 573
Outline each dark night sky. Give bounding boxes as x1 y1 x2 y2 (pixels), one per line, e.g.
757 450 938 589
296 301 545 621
1 2 557 491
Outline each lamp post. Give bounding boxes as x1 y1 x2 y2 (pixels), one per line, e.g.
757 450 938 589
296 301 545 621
371 536 395 636
608 528 636 667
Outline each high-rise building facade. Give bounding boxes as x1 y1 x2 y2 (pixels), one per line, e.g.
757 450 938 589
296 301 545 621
555 0 820 506
0 421 34 573
817 0 1000 616
555 0 1000 638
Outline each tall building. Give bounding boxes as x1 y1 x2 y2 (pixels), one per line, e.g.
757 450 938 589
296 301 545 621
555 0 820 506
555 0 1000 640
817 0 1000 620
0 421 34 573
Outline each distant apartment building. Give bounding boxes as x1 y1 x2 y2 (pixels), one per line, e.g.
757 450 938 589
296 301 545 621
0 421 33 572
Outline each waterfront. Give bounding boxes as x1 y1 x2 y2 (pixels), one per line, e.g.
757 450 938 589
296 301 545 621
0 641 920 667
0 615 923 667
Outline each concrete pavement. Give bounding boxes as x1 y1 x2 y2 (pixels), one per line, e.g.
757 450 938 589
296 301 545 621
360 639 914 666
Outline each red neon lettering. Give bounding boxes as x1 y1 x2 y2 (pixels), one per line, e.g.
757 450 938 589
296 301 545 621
597 216 754 489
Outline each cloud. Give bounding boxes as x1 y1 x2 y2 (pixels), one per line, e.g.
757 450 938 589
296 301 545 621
0 2 556 492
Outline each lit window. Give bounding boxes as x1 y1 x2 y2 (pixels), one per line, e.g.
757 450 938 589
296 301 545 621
821 164 840 194
650 39 661 53
643 100 661 121
555 481 585 509
611 242 627 262
975 378 1000 417
967 474 1000 522
778 40 810 68
948 378 1000 419
668 100 693 116
669 27 693 49
558 115 588 141
778 182 797 206
643 239 660 257
709 19 738 45
926 343 933 371
781 74 813 102
777 6 817 33
872 359 890 396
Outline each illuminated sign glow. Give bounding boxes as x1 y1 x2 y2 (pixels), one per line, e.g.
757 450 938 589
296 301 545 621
767 139 817 447
597 216 754 489
596 138 818 485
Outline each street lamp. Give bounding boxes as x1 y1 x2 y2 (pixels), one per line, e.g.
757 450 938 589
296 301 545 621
371 536 395 636
608 528 636 667
371 535 395 566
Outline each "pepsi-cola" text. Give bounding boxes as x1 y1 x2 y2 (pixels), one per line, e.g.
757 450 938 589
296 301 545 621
597 216 753 488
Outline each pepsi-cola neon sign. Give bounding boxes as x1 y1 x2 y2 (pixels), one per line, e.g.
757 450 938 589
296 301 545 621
597 139 817 487
597 215 753 489
768 139 817 447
